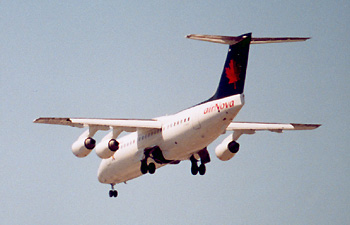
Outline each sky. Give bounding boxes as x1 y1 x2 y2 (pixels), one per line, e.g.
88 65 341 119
1 1 349 224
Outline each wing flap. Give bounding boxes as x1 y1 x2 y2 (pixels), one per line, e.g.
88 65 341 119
227 122 321 133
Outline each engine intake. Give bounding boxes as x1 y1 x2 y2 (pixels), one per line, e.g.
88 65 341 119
85 137 96 149
227 141 239 153
108 139 119 151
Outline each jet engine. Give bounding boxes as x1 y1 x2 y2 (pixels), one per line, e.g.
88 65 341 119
71 129 97 158
72 137 96 158
95 131 120 159
215 134 240 161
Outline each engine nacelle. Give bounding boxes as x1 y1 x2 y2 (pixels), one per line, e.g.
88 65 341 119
215 135 240 161
72 137 96 158
95 134 119 159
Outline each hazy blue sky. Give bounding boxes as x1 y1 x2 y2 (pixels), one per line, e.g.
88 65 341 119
1 1 349 224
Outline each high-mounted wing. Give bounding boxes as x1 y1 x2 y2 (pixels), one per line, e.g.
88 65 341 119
227 122 321 134
215 122 320 161
34 117 162 132
34 117 164 159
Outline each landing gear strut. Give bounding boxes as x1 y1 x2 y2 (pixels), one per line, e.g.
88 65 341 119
109 184 118 198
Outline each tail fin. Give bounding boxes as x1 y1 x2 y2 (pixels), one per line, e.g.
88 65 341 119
209 33 251 101
187 33 310 102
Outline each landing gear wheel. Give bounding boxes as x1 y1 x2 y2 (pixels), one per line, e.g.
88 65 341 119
148 162 156 174
141 161 148 174
109 184 118 198
190 155 199 175
198 163 206 175
109 190 118 198
191 164 199 175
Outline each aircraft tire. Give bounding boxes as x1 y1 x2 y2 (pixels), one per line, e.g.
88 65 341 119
109 190 118 198
148 163 156 174
141 162 148 174
199 164 206 175
191 164 198 175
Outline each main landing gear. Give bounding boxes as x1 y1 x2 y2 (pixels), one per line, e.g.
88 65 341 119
140 147 157 174
141 161 156 174
109 184 118 198
140 146 172 175
190 155 206 175
190 148 211 176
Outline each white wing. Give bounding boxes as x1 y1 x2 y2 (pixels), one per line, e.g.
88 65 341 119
33 117 162 132
227 122 320 134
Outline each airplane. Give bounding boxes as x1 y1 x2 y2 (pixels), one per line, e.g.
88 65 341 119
34 33 320 198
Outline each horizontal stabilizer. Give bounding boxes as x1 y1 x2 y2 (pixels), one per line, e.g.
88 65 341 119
186 34 310 45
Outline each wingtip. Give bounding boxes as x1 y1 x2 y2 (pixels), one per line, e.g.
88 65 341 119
291 123 322 130
33 118 41 123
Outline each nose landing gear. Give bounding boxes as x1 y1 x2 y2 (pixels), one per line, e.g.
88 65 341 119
109 184 118 198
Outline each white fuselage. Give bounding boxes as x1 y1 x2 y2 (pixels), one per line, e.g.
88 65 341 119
97 94 245 184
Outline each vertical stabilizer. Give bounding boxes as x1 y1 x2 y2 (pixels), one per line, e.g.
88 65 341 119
208 33 251 101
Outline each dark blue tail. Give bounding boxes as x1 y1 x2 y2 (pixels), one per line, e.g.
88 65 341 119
207 33 251 101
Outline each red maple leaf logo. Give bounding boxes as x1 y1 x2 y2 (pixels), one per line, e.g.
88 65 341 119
225 60 240 88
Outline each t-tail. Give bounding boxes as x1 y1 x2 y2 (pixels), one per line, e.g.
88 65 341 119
187 33 310 102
